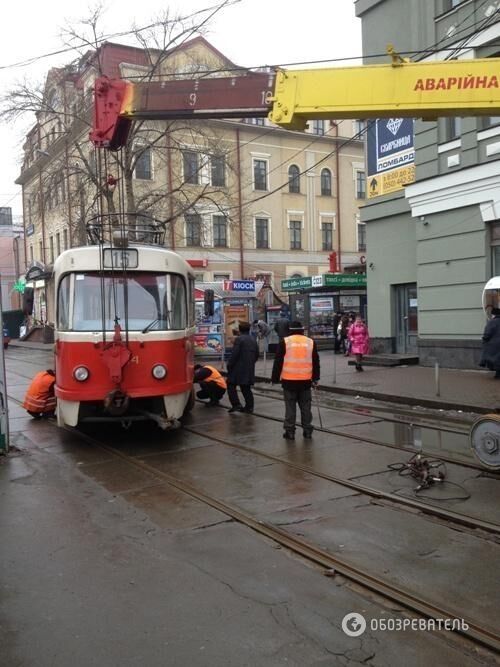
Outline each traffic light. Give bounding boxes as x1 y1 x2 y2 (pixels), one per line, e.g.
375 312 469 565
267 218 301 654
204 289 214 317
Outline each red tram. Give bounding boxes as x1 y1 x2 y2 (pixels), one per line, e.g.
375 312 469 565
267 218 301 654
54 218 195 429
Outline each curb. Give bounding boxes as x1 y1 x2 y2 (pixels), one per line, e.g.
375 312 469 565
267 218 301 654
254 374 496 415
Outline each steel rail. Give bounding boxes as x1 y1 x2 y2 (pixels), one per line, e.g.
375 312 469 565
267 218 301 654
5 377 500 653
185 423 500 537
62 426 500 654
247 392 492 474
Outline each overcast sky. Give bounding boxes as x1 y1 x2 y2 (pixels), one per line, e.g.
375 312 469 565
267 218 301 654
0 0 362 217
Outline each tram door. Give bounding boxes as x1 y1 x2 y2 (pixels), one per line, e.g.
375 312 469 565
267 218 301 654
395 283 418 354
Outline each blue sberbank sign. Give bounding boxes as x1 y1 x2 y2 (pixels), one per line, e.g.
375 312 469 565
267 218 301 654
281 274 366 291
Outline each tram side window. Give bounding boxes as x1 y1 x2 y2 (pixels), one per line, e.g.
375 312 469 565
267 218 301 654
170 274 187 329
57 274 71 330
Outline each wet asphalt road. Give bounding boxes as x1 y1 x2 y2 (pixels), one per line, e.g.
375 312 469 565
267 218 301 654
2 348 500 667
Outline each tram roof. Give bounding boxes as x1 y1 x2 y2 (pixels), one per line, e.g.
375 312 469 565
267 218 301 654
53 245 194 278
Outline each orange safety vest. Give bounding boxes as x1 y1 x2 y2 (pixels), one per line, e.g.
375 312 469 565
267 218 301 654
281 335 314 381
22 371 56 413
204 365 227 390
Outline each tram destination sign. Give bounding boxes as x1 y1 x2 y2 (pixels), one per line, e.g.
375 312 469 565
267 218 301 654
103 248 139 269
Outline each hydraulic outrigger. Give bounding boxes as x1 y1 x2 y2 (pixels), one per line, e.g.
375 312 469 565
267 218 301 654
90 47 500 149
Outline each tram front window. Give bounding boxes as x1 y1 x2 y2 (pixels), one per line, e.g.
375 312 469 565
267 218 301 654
67 272 186 331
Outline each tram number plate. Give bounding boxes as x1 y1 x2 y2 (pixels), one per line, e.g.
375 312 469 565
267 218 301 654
103 248 138 269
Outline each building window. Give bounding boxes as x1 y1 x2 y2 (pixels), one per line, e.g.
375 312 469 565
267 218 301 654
445 117 461 141
211 155 225 187
213 215 227 247
491 222 500 276
56 232 61 256
135 146 152 180
63 229 68 250
289 221 302 249
354 119 366 136
255 218 269 249
39 240 43 262
481 116 500 130
183 150 199 184
357 222 367 252
30 245 34 263
321 168 332 196
356 171 366 199
255 272 272 286
245 117 265 126
213 273 230 281
185 213 201 246
321 222 333 251
193 272 205 282
49 236 54 263
312 120 325 135
253 159 268 190
288 165 300 193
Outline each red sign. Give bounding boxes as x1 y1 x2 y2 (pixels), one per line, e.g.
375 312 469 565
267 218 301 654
188 259 208 268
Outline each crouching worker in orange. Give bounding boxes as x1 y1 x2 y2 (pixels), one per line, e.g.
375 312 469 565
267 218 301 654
194 364 227 407
22 369 56 419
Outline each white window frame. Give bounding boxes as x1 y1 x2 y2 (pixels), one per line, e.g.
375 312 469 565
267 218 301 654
253 212 272 249
133 142 154 181
213 271 232 281
212 213 229 248
251 153 271 191
356 214 367 252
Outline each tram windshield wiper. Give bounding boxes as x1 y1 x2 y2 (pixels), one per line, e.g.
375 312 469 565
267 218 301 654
141 312 171 333
142 317 163 333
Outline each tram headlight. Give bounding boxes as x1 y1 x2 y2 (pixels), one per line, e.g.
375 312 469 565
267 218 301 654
152 364 167 380
73 366 89 382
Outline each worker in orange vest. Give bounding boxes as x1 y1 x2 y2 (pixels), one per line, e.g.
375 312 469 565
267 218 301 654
271 321 320 440
194 364 227 406
22 369 56 419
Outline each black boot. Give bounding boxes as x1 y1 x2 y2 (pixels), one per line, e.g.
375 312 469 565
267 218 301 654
283 431 295 440
355 364 362 372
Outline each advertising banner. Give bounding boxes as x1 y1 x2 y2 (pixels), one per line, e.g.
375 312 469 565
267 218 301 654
224 304 249 348
367 118 415 198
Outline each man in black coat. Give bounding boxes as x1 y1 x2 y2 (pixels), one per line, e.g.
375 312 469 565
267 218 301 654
273 308 290 341
227 321 260 413
480 307 500 378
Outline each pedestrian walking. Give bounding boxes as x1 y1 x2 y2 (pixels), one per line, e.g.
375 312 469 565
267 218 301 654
479 307 500 379
252 318 271 353
194 364 227 406
22 369 57 419
338 314 350 355
273 308 290 341
271 321 320 440
227 321 259 413
348 314 370 372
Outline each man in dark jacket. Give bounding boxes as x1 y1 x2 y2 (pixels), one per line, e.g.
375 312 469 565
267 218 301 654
273 309 290 341
480 307 500 378
227 321 259 413
271 321 320 439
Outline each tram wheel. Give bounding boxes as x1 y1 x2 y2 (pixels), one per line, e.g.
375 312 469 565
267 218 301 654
470 413 500 469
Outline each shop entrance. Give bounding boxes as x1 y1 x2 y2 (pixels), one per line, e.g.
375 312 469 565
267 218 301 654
395 283 418 354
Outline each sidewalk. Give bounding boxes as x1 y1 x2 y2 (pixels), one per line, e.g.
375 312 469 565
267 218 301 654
255 350 500 414
8 339 500 414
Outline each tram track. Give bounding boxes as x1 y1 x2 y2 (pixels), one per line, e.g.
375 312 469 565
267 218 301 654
248 389 492 473
7 358 500 533
5 368 500 653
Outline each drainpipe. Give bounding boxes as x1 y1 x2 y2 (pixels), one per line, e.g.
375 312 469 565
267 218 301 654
38 168 46 264
333 122 342 272
166 131 175 250
21 183 28 270
64 140 73 248
236 127 245 278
